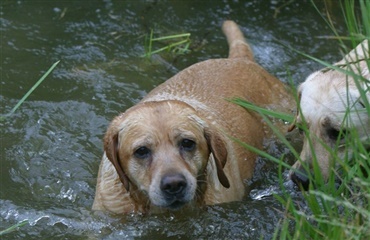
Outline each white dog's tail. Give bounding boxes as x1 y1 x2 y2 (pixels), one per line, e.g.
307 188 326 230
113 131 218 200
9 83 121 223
222 20 254 60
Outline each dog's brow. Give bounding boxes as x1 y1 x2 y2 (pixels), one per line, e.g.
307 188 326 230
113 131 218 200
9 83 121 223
131 137 154 149
188 115 207 127
175 131 197 141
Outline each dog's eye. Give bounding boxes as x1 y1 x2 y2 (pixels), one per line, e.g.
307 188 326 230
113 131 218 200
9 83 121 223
134 146 151 159
327 128 346 141
180 139 196 151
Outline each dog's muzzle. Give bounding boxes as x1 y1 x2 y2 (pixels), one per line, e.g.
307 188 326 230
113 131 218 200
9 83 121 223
160 173 189 209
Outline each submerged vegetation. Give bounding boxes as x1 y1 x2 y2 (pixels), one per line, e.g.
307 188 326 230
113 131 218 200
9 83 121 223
142 30 191 58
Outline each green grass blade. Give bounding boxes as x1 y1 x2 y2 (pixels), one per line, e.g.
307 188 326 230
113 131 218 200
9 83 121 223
231 136 292 168
151 33 190 41
0 220 29 236
285 45 369 81
230 97 301 162
149 39 190 56
229 98 294 123
142 30 191 58
2 60 60 118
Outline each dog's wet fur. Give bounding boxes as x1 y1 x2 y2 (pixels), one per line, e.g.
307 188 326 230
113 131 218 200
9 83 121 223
92 20 294 214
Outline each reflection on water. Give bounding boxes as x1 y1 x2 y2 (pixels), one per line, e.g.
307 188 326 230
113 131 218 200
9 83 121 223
1 0 345 239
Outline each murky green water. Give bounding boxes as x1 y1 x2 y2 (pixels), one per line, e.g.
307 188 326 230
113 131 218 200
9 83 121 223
1 0 346 239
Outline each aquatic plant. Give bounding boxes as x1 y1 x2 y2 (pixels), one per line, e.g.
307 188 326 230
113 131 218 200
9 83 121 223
142 30 191 58
0 60 60 121
0 220 29 236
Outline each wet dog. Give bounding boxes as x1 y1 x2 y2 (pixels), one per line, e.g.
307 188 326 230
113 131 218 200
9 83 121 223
92 20 293 214
289 40 370 189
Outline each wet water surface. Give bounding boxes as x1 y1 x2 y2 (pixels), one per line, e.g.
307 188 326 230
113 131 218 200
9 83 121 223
1 0 347 239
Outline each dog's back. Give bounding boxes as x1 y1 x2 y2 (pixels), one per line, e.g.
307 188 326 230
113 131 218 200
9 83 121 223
144 21 292 135
143 21 293 185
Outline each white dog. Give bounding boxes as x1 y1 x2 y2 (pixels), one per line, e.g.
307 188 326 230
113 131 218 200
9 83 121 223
289 40 370 189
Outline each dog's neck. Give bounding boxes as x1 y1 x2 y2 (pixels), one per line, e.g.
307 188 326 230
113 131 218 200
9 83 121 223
127 183 151 213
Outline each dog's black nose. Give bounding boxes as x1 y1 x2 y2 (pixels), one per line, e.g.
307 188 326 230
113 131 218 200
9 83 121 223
160 174 187 196
290 168 310 191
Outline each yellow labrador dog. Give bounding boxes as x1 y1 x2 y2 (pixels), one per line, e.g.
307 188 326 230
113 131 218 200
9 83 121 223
289 40 370 189
92 20 293 214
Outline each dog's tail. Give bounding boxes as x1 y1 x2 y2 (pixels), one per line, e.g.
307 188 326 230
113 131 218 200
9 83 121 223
222 20 254 60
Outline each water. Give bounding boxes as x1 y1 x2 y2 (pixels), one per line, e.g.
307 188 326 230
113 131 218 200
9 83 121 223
1 0 346 239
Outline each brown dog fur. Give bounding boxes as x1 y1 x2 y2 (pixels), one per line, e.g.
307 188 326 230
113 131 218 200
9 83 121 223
92 20 293 214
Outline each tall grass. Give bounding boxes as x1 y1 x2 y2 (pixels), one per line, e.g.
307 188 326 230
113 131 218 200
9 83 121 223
235 0 369 239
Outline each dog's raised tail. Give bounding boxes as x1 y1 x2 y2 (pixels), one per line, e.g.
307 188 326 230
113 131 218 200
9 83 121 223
222 20 254 60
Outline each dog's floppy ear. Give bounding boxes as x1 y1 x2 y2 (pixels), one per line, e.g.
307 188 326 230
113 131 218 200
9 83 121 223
104 123 130 191
205 128 230 188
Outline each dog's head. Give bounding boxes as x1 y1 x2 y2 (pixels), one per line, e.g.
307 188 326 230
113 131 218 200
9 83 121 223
288 41 370 189
103 100 230 210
